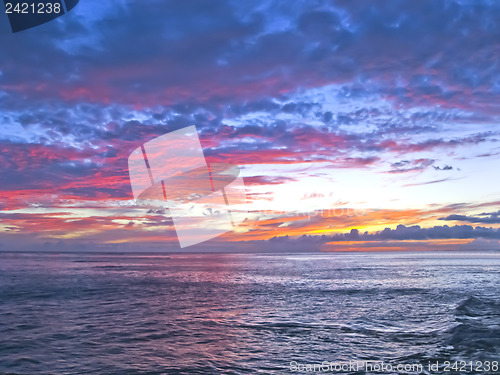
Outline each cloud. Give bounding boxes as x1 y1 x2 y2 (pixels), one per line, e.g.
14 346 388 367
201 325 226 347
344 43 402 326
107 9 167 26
433 165 453 171
327 224 500 241
389 158 435 173
403 178 457 187
2 0 500 251
0 0 500 113
440 211 500 224
244 175 297 186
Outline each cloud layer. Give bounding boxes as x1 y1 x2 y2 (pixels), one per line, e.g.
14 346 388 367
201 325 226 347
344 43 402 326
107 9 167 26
1 0 500 251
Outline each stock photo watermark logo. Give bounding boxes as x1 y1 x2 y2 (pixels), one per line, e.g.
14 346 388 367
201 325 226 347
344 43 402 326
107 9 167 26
128 126 248 248
3 0 80 33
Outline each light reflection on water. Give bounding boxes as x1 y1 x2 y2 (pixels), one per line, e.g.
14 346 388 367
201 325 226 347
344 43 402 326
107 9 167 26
0 251 499 374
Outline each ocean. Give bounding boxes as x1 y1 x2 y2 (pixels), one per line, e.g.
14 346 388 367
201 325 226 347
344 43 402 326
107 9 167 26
0 251 499 374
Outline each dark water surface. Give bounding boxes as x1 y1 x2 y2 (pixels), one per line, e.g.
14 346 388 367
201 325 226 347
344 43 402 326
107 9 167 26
0 251 499 374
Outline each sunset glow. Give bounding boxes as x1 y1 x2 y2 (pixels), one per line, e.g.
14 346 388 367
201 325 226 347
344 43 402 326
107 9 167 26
1 1 500 252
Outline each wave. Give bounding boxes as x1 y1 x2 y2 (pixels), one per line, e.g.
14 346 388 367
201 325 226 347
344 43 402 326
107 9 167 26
456 295 500 317
446 296 500 357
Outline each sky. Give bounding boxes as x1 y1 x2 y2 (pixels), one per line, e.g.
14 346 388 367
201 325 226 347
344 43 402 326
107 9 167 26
1 0 500 252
